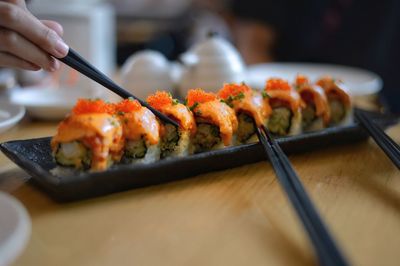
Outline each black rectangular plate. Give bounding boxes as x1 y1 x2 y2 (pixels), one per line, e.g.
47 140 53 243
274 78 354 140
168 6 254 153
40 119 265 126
1 110 398 202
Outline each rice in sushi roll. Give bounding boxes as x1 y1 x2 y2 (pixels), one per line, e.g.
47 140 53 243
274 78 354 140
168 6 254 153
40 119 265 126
185 88 238 153
218 82 271 144
263 78 303 136
316 76 352 126
51 99 124 171
147 91 196 158
295 75 331 131
114 98 161 164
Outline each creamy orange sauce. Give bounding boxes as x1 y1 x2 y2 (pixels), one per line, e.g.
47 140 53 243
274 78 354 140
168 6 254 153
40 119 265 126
299 85 331 125
324 86 352 107
316 77 352 107
156 103 197 135
118 107 160 145
232 90 271 127
51 113 124 171
266 90 303 113
195 100 238 145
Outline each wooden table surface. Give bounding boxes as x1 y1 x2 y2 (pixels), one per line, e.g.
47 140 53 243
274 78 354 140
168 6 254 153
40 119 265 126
1 115 399 266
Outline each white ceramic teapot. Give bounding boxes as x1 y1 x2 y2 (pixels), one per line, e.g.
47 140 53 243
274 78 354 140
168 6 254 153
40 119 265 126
178 34 245 96
120 50 173 99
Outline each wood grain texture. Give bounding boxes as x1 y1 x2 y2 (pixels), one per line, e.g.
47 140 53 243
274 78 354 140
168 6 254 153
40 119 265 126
0 118 399 266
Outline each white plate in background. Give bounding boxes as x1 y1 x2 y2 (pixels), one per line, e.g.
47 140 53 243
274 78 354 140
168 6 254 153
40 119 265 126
246 63 383 96
10 87 100 121
0 100 25 134
0 192 31 266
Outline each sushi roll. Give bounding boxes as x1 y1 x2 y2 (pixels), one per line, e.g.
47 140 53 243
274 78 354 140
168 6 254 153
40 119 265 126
147 91 196 158
316 76 352 126
295 75 331 131
263 78 303 136
185 88 238 153
218 82 271 144
114 98 161 164
51 99 124 171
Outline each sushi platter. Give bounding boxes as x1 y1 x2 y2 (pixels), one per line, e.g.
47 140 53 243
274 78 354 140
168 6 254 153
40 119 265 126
1 74 398 202
0 109 396 202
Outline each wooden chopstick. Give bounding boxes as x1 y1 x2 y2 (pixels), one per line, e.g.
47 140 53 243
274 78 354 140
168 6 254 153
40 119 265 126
257 127 349 266
355 109 400 169
58 48 179 128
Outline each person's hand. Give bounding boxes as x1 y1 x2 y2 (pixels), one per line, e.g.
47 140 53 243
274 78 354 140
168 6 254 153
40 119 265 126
0 0 68 71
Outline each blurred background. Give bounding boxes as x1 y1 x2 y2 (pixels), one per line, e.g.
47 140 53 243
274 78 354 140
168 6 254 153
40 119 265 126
1 0 399 114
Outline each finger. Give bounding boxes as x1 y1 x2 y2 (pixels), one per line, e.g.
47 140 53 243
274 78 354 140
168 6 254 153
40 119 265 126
0 2 69 58
0 52 40 71
41 20 63 37
0 28 60 71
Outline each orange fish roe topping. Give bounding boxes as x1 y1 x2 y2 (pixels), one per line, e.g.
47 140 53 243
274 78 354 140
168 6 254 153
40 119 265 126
186 88 217 109
218 83 250 100
114 98 142 113
265 78 291 91
72 98 114 115
147 91 174 111
295 75 310 86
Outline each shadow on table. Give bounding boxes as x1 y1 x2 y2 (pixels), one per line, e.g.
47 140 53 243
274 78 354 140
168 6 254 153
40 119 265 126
0 167 30 192
322 140 400 215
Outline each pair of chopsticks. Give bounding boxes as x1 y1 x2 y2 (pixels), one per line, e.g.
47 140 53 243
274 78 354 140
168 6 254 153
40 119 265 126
58 48 179 128
355 109 400 169
257 126 349 266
